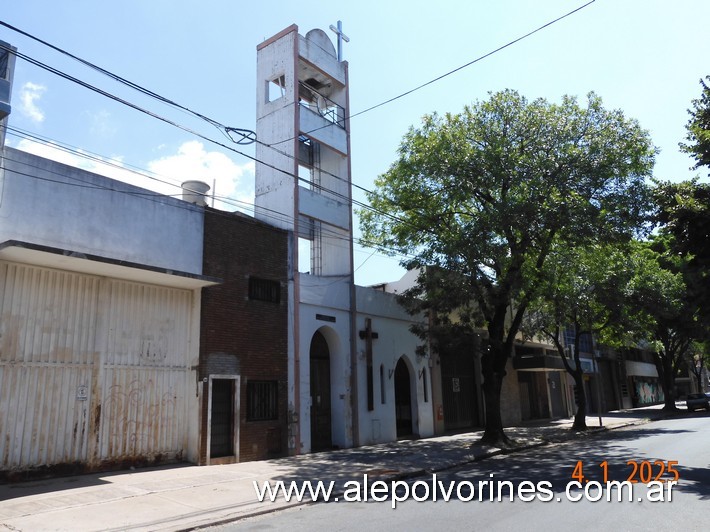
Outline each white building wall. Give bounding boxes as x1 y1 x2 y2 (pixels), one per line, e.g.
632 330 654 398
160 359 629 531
254 27 298 233
298 307 352 452
0 148 205 275
0 148 208 472
297 273 353 452
356 286 434 445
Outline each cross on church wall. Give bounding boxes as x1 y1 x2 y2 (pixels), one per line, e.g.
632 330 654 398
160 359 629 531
359 317 378 411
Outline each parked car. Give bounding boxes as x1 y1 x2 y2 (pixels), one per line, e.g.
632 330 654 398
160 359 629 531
685 393 710 412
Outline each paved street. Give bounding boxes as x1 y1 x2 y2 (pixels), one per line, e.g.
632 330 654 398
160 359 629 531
0 405 706 531
216 414 710 532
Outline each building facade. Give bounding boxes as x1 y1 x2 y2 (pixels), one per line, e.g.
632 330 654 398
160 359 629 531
254 25 434 454
198 208 289 464
0 146 217 478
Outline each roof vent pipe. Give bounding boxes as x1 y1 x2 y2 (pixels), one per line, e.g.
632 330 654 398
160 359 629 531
181 180 210 206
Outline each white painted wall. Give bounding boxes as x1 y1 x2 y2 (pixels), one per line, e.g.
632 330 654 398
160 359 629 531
0 148 204 274
254 28 298 233
298 303 353 452
355 286 435 445
256 26 356 457
0 147 208 471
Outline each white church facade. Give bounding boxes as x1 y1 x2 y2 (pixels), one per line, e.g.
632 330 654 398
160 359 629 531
254 25 436 454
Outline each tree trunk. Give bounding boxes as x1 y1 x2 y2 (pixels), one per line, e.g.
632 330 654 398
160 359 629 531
480 371 508 445
654 352 678 412
571 369 588 431
479 346 514 447
693 369 703 393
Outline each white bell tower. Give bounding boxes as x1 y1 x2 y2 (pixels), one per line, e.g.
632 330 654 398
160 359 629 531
254 24 352 277
254 25 357 453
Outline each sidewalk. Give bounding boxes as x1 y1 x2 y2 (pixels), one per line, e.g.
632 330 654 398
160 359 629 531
0 405 672 532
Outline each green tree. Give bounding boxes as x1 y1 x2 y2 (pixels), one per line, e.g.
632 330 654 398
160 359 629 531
623 240 699 411
522 244 633 430
653 180 710 325
629 180 710 408
680 75 710 175
361 90 655 445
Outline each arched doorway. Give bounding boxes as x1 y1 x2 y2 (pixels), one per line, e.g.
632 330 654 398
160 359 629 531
394 357 413 438
310 330 332 451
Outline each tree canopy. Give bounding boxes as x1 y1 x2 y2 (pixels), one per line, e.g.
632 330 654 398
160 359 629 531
361 90 656 444
652 180 710 323
622 238 701 409
680 75 710 175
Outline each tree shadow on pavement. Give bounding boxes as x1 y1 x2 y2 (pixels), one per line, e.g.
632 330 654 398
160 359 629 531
265 423 710 503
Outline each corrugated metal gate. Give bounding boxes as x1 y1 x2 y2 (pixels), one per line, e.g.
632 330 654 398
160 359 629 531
0 261 192 472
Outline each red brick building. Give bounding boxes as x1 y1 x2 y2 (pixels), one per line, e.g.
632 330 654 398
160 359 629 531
199 208 289 464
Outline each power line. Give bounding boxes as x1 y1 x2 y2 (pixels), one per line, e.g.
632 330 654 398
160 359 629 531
1 139 417 267
1 44 407 227
0 17 497 259
6 125 186 190
0 20 256 145
0 24 452 240
269 0 596 147
0 22 369 201
0 20 368 205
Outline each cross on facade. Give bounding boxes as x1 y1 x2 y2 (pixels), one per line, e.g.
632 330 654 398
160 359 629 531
329 20 349 62
359 317 379 411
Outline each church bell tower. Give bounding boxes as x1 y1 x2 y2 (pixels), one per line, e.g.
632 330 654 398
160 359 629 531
254 24 356 453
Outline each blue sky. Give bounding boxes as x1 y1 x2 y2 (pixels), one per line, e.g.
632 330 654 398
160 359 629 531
2 1 709 286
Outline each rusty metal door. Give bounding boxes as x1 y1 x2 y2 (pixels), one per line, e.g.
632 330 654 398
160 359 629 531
96 280 191 464
0 262 98 470
0 262 193 472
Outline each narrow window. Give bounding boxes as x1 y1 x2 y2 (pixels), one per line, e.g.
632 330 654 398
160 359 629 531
380 364 386 404
422 367 428 403
247 380 279 421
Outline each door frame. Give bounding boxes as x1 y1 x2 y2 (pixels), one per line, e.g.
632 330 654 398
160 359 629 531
309 330 333 452
206 374 240 465
394 356 415 438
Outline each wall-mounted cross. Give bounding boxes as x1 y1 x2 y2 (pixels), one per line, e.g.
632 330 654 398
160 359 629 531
359 317 378 411
329 20 350 62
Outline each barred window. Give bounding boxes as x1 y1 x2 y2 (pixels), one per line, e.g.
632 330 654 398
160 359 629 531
249 277 280 303
247 380 279 421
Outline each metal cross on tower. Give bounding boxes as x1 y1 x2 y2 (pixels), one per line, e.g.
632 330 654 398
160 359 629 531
329 20 349 62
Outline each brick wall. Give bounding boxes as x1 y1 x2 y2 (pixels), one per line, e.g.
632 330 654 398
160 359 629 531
200 208 289 463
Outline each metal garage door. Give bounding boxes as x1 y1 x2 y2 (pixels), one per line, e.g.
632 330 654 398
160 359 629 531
0 261 192 472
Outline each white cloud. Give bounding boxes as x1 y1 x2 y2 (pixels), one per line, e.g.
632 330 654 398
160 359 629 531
15 138 154 187
19 82 47 123
148 140 254 212
14 138 255 212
